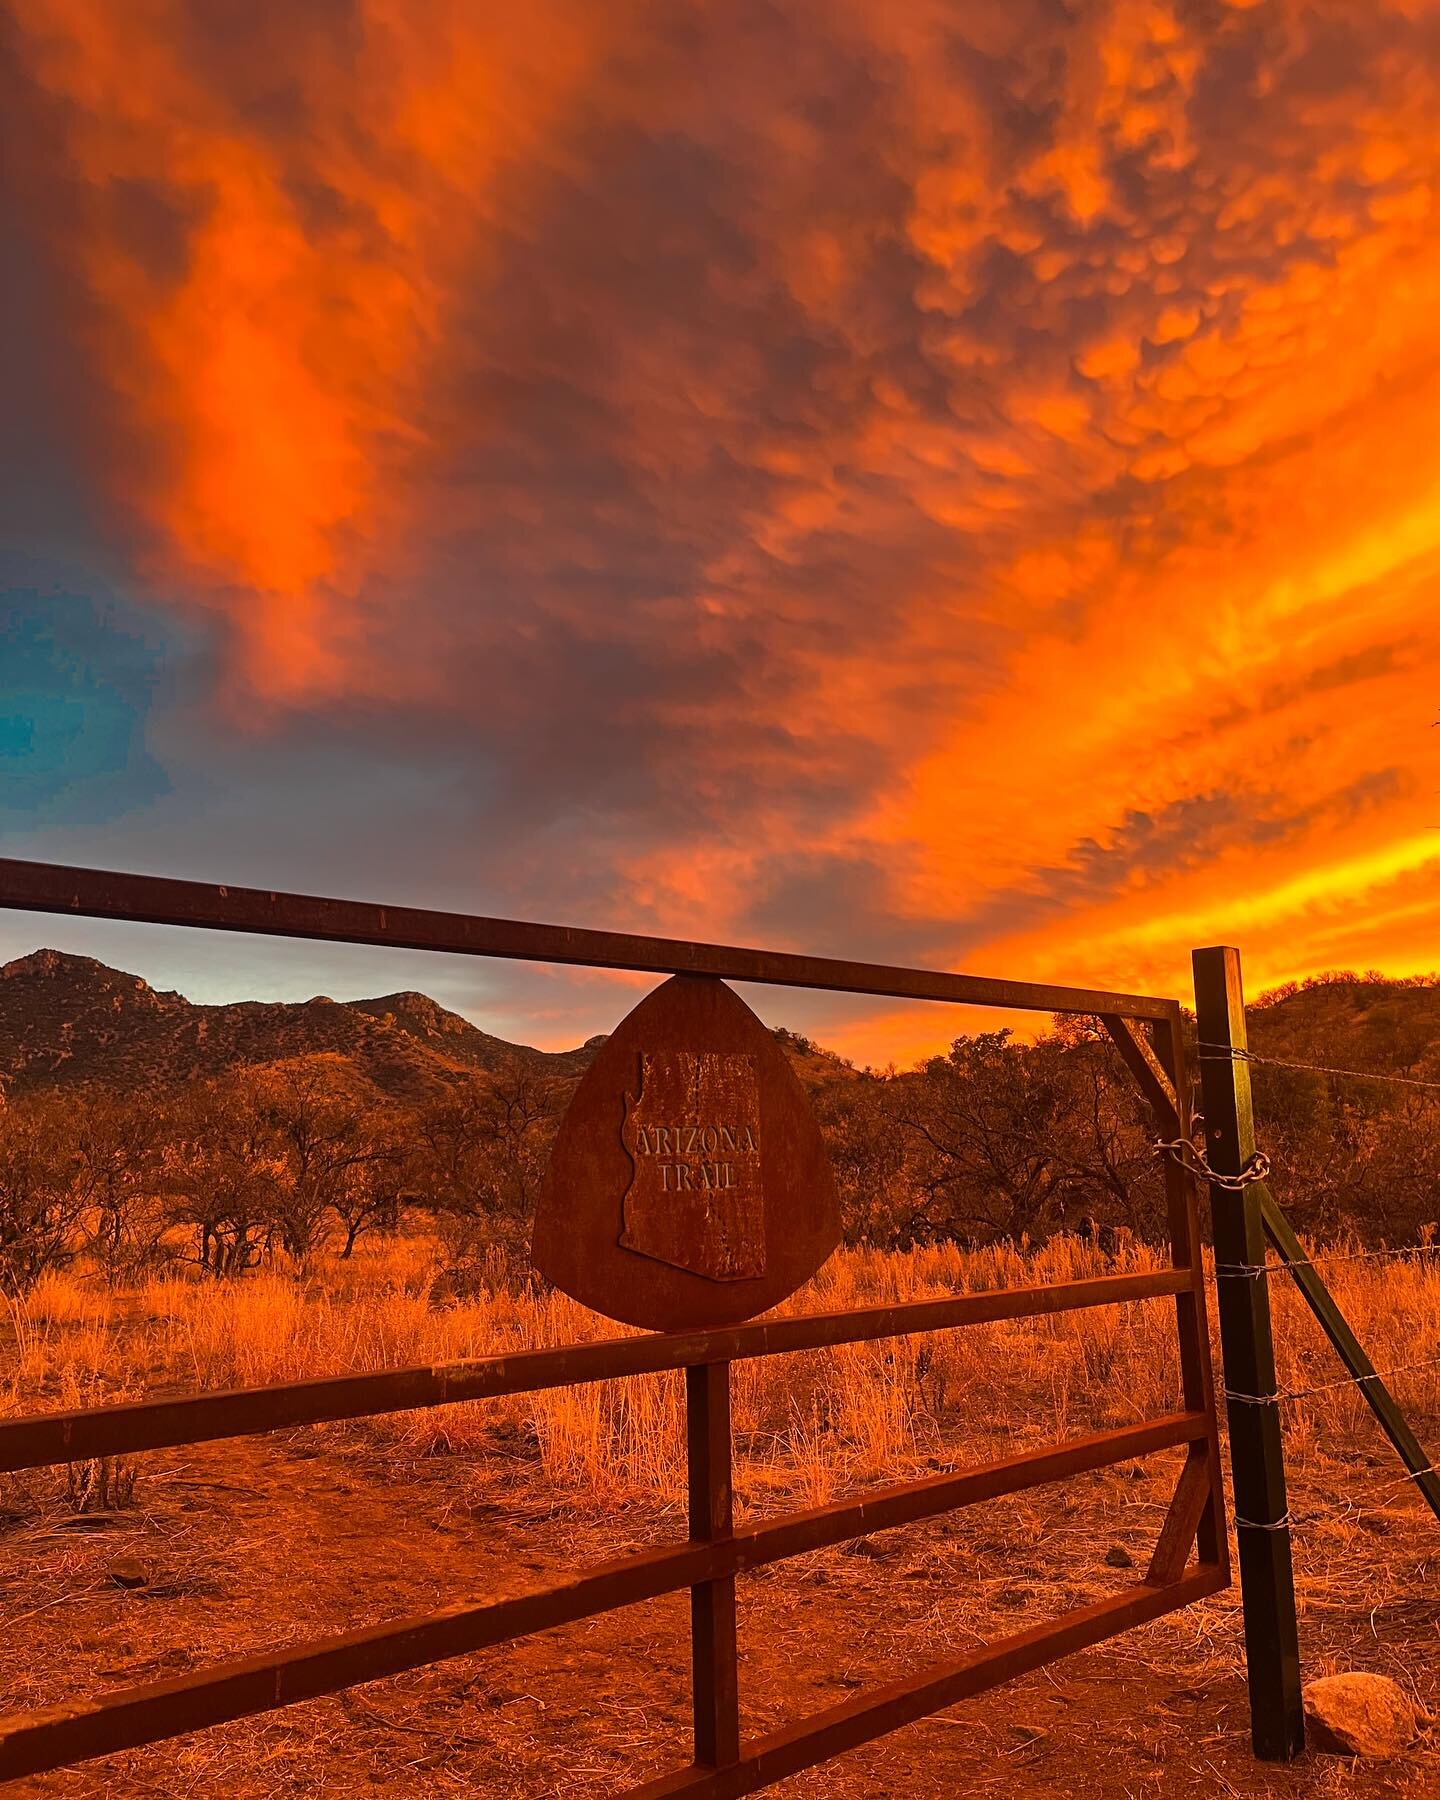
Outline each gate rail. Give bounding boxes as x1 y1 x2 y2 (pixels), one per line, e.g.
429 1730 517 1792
0 1278 1216 1791
0 859 1229 1792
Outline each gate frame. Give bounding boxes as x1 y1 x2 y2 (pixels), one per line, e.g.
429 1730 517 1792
0 859 1229 1793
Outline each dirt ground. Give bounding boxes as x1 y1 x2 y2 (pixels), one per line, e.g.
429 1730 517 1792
4 1424 1440 1799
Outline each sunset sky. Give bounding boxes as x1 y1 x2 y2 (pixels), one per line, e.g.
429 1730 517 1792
2 0 1439 1064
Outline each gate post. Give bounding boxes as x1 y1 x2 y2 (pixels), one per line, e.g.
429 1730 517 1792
686 1361 741 1767
1192 946 1304 1760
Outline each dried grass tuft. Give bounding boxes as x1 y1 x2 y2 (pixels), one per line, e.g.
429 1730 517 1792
4 1234 1439 1517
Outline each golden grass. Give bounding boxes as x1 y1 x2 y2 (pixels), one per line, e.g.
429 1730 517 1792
6 1234 1440 1516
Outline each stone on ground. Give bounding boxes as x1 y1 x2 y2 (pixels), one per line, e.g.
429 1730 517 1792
1303 1672 1425 1758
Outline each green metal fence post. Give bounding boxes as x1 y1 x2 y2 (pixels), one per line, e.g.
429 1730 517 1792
1192 945 1304 1760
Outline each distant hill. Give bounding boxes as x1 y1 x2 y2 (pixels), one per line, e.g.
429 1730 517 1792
5 948 1431 1111
1247 973 1440 1079
769 1026 863 1092
0 949 602 1101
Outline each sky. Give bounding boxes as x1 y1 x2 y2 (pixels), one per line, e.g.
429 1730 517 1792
2 0 1439 1065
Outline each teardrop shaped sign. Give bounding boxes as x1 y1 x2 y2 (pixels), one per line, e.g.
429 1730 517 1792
532 976 840 1330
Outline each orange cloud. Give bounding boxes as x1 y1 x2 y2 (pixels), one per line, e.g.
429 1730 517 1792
8 1 612 694
5 0 1440 1063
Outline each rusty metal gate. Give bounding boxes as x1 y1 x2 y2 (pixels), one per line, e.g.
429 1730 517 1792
0 859 1229 1793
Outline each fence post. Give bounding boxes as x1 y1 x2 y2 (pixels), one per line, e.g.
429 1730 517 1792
686 1361 741 1767
1192 945 1304 1761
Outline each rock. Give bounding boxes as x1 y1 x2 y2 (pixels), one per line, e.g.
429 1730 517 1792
108 1558 150 1590
1103 1544 1134 1569
842 1536 894 1559
1304 1672 1425 1758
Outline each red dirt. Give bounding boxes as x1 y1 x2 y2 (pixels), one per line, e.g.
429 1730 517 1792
4 1430 1439 1797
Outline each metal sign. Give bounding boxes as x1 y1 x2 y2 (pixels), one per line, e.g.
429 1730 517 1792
532 975 841 1330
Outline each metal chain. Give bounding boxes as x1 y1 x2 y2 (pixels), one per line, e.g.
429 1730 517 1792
1153 1118 1271 1192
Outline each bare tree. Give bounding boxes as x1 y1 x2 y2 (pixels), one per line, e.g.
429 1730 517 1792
897 1032 1082 1243
329 1139 404 1259
252 1059 386 1264
0 1098 88 1295
72 1090 167 1283
411 1071 566 1262
164 1077 285 1276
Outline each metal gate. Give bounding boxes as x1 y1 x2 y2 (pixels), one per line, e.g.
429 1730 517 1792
0 859 1228 1792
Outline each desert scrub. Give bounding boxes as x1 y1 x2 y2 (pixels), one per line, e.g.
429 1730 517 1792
5 1234 1439 1514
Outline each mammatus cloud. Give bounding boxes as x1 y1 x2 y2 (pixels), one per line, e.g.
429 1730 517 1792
2 0 1438 1061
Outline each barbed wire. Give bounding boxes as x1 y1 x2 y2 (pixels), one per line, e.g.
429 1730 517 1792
1232 1450 1440 1535
1197 1041 1440 1094
1212 1243 1440 1283
1232 1511 1296 1533
1222 1351 1440 1410
1235 1450 1440 1536
1173 1035 1440 1544
1359 1455 1440 1508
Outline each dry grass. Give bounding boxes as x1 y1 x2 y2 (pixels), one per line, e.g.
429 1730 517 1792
7 1233 1440 1522
5 1237 1440 1797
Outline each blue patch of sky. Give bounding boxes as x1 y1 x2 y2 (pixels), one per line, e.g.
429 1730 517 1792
0 585 179 826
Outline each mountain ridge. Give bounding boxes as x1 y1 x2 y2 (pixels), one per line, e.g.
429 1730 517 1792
0 948 599 1100
2 948 1434 1106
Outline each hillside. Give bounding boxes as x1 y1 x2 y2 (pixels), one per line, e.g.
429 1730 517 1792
4 947 1434 1112
0 949 600 1101
1247 972 1440 1078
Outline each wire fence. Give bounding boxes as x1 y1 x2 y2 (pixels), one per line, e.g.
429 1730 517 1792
1223 1352 1440 1410
1224 1364 1440 1536
1189 1031 1440 1544
1213 1244 1440 1283
1197 1040 1440 1094
1232 1459 1440 1536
